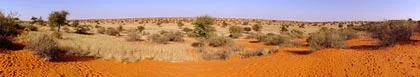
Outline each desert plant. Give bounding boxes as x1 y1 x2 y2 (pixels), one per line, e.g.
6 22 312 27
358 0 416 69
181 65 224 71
117 25 124 32
97 27 106 34
221 21 228 28
252 24 262 32
148 34 169 44
48 10 69 32
71 20 80 27
367 20 417 46
0 11 21 36
105 27 120 36
281 26 288 32
164 31 184 42
338 28 358 40
25 34 64 61
207 36 233 47
307 28 349 51
177 21 184 29
137 26 145 32
244 27 251 33
30 16 38 24
229 26 244 38
125 32 141 41
242 22 249 25
193 15 215 39
75 25 90 34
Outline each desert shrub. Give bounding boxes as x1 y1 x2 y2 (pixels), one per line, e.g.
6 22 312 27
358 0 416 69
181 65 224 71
281 26 288 32
307 28 349 51
221 21 228 28
148 34 169 44
125 32 141 41
244 27 251 33
137 26 145 32
299 24 305 28
338 28 358 40
193 15 215 38
241 48 279 58
284 29 304 39
191 41 205 47
177 21 184 28
117 25 124 32
367 20 417 46
242 22 249 25
263 34 288 45
164 31 184 42
182 27 193 33
105 27 120 36
159 30 169 35
97 27 105 34
25 34 65 61
0 35 13 49
252 24 262 32
71 20 80 27
75 25 91 34
0 11 21 36
207 36 233 47
229 26 244 38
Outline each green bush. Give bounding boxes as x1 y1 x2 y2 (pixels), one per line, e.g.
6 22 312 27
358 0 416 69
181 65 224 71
263 34 288 45
0 11 21 36
148 34 169 44
137 26 145 32
338 28 358 40
193 15 216 39
367 20 417 46
229 26 244 38
75 25 90 34
207 36 233 47
307 28 350 51
252 24 262 32
182 27 193 33
244 27 251 33
25 34 65 61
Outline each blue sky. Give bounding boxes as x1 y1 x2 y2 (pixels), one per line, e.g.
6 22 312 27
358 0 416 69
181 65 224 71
1 0 419 21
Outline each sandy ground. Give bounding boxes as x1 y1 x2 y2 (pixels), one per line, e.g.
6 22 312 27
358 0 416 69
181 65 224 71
1 36 420 77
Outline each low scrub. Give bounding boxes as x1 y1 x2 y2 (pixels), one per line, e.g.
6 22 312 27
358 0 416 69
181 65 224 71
148 34 169 44
307 28 356 51
164 31 184 42
207 36 233 47
366 20 417 46
105 27 120 36
25 33 65 61
125 32 142 41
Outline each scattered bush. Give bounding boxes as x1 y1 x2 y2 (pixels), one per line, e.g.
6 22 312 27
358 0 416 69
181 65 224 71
229 26 244 38
0 11 21 36
105 27 120 36
252 24 262 32
307 28 351 51
25 34 65 61
48 10 69 32
207 36 233 47
137 26 145 32
244 27 251 33
193 15 216 38
117 25 124 32
25 25 38 31
97 26 105 34
263 34 288 45
177 21 184 29
164 31 184 42
125 32 141 41
75 25 90 34
367 20 417 46
338 28 358 40
148 34 169 44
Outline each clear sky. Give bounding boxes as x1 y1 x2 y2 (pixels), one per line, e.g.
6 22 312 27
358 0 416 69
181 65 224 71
1 0 419 21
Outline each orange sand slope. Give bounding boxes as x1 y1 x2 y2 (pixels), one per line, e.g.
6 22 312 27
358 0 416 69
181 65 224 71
1 38 420 77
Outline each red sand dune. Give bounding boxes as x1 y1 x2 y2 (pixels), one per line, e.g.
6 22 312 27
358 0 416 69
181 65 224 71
1 37 420 77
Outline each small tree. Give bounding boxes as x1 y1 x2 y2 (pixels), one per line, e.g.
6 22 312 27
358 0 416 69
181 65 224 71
177 21 184 29
37 16 46 26
193 15 215 39
30 16 38 24
48 10 69 32
252 24 262 32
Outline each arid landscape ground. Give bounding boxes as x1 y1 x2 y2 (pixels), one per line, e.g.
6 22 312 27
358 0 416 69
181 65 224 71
1 14 420 77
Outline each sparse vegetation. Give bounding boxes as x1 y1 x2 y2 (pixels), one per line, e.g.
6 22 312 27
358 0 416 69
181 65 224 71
48 10 69 32
193 15 215 38
177 21 184 29
307 27 355 51
137 26 145 32
125 32 142 41
366 20 417 46
105 27 120 36
148 33 169 44
25 33 64 61
164 31 184 42
229 26 244 38
244 27 251 33
252 24 262 32
207 36 233 47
